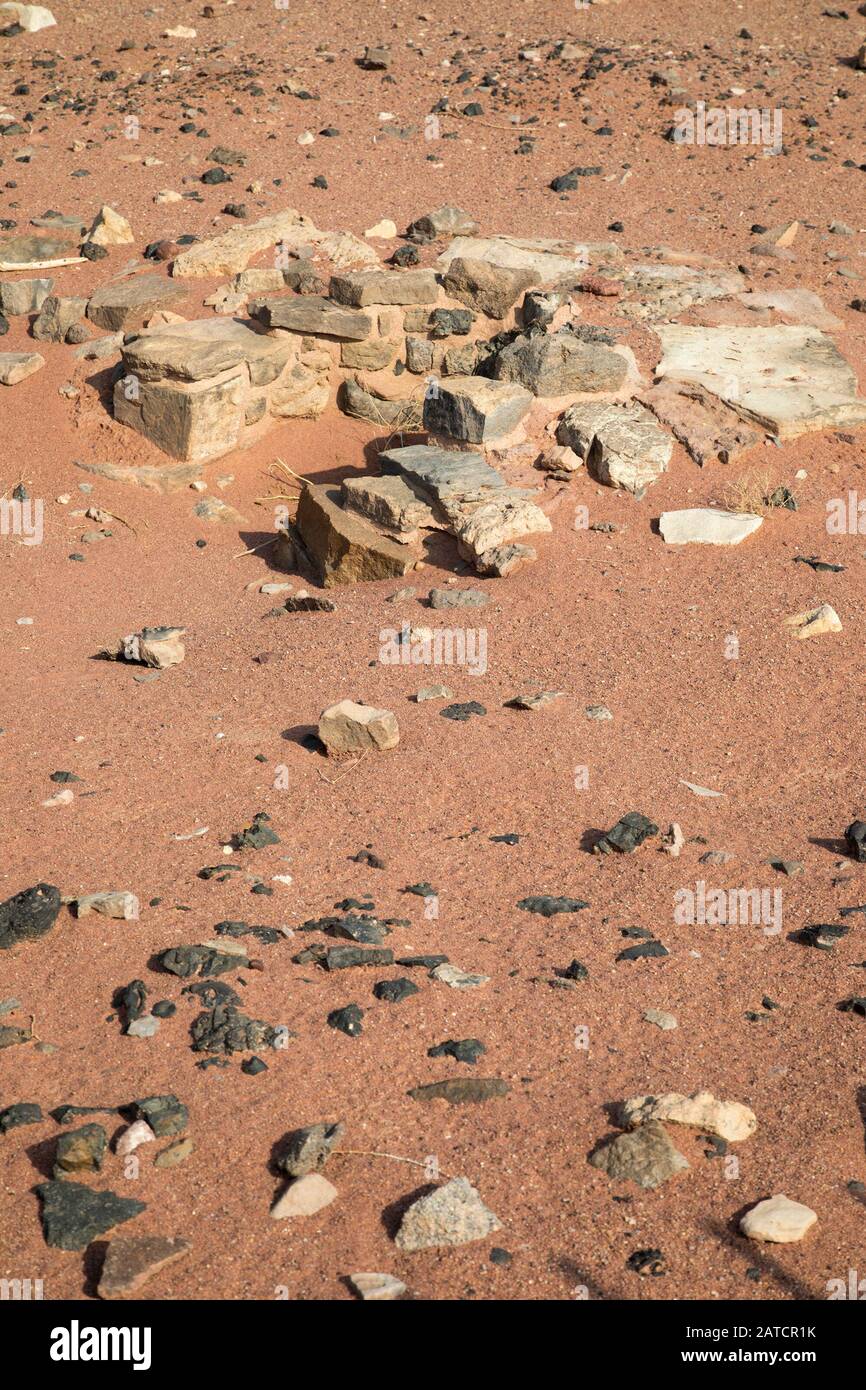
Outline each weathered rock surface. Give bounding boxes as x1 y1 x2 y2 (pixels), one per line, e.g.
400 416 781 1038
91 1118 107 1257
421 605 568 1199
558 400 672 493
423 374 532 443
0 882 61 950
0 277 52 316
270 1172 338 1219
395 1177 502 1250
329 268 438 306
442 256 535 319
740 1195 817 1243
297 482 418 585
495 331 628 395
619 1090 757 1142
659 508 763 546
87 275 187 331
32 294 87 342
349 1272 408 1300
277 1121 344 1177
589 1121 690 1189
253 294 372 339
318 700 399 753
37 1181 146 1250
0 351 45 385
98 1234 191 1300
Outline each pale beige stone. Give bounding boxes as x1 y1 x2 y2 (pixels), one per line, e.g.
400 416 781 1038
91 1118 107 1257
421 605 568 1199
740 1195 817 1243
784 604 842 640
318 700 399 753
270 1172 338 1219
620 1090 757 1142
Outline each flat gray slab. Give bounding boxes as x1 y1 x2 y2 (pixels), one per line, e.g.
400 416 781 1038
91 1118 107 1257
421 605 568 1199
121 317 288 382
659 508 763 546
378 444 507 504
656 324 866 438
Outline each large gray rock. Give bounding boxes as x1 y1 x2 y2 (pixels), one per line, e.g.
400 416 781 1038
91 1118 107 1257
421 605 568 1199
32 294 88 342
494 330 628 395
379 443 508 505
120 318 290 383
0 277 53 316
341 474 438 536
659 508 763 546
296 482 418 586
395 1177 501 1250
655 323 866 438
558 400 672 493
442 256 536 319
329 268 439 307
423 374 532 443
407 206 480 242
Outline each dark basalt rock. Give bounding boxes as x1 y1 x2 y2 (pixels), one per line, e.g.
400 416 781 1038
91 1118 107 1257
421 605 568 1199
161 944 248 978
37 1180 145 1251
397 954 449 969
595 812 659 854
233 810 280 850
0 883 62 951
214 920 281 945
373 977 419 1003
846 821 866 862
130 1094 188 1137
190 1004 278 1054
439 701 486 722
517 896 589 916
0 1102 42 1133
428 1038 485 1065
119 979 147 1026
277 1121 344 1177
182 979 241 1007
796 923 848 951
324 945 394 971
616 940 669 962
408 1077 510 1104
327 1003 363 1036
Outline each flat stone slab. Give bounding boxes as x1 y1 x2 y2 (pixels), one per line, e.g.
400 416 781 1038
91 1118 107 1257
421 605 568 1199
87 274 188 332
656 324 866 438
0 351 44 385
495 330 628 394
341 473 438 534
171 210 312 278
379 443 508 505
589 1121 690 1189
0 276 53 316
423 374 533 443
98 1235 191 1299
637 382 761 466
659 508 763 546
437 235 622 280
296 481 418 586
252 294 372 339
121 318 289 383
0 233 82 270
329 268 439 306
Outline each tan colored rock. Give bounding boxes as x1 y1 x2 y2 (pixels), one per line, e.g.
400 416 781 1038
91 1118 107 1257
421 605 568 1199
76 890 140 920
0 351 45 385
253 294 372 339
395 1177 501 1250
443 256 536 319
87 275 188 332
270 1172 338 1219
297 482 418 586
172 210 313 278
539 443 582 473
340 338 397 371
558 400 672 494
269 356 330 419
589 1121 690 1189
99 1235 191 1299
0 277 53 316
114 368 246 462
454 495 552 561
319 700 399 754
32 295 88 342
740 1195 817 1244
329 268 439 307
619 1090 757 1143
349 1272 407 1301
341 474 437 536
87 206 134 248
784 604 842 640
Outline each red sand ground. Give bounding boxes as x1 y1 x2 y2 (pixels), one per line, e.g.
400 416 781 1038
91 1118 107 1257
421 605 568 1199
1 0 865 1301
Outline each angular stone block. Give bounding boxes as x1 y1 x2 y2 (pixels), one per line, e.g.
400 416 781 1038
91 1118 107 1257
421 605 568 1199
329 268 439 307
252 294 373 339
422 374 532 443
87 275 188 332
113 368 246 462
296 482 418 586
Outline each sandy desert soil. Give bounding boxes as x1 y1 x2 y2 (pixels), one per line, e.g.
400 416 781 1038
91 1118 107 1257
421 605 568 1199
1 0 866 1303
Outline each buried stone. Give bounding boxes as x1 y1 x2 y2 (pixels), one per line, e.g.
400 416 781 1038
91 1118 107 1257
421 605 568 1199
408 1077 509 1105
190 1004 280 1054
517 895 589 916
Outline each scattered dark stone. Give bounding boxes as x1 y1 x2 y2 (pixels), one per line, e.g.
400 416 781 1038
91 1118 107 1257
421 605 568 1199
517 896 589 916
358 45 390 70
490 833 519 845
408 1077 510 1104
119 979 147 1026
595 812 659 855
796 923 848 950
54 1123 106 1177
0 1020 32 1048
617 940 669 962
702 1134 728 1159
765 484 797 510
396 954 449 969
0 1101 42 1133
562 959 589 981
793 555 844 573
373 977 419 1004
208 145 246 166
549 165 598 191
190 1004 279 1055
53 1105 117 1126
627 1247 666 1276
198 863 247 881
37 1181 145 1251
49 770 80 783
390 244 419 267
182 979 241 1008
490 1247 512 1265
428 1038 485 1065
403 881 436 898
277 1121 344 1176
131 1094 188 1137
328 1003 363 1036
80 241 108 261
241 1056 268 1074
838 997 866 1018
0 883 62 951
201 167 231 185
440 701 486 722
325 945 394 971
152 1000 175 1019
161 944 248 979
311 175 328 189
214 919 281 945
351 847 386 868
430 307 474 338
845 821 866 862
233 810 280 850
